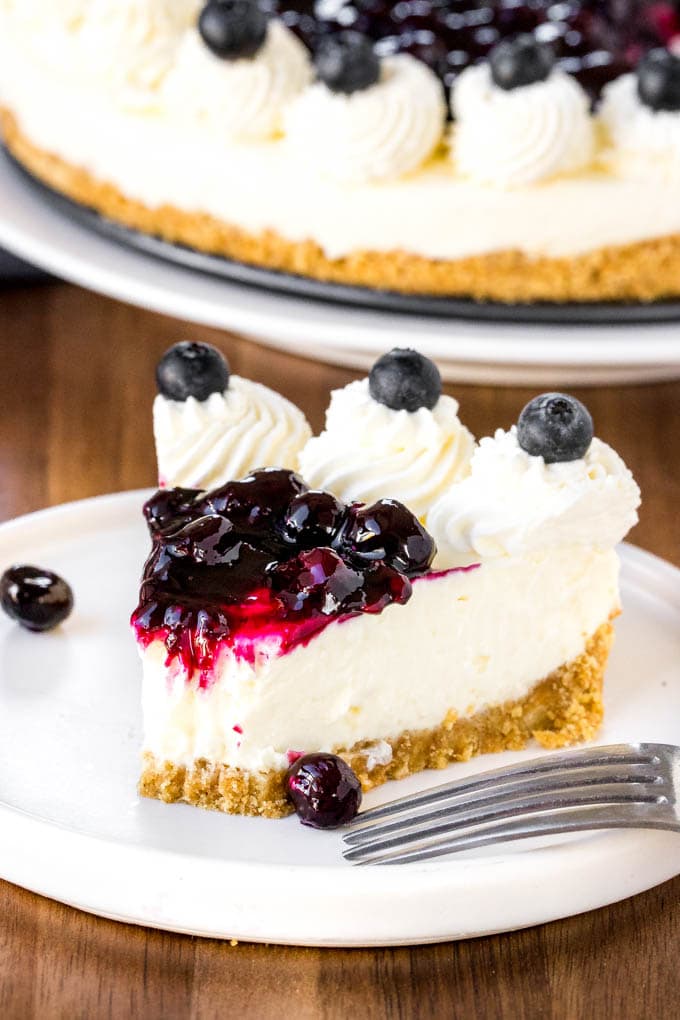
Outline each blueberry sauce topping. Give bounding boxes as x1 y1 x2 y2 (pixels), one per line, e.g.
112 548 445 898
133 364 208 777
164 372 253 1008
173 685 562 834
0 565 74 632
369 348 442 413
517 392 594 464
266 0 677 101
286 752 362 828
199 0 269 60
489 33 555 90
156 342 230 403
637 47 680 110
132 468 436 679
315 30 381 93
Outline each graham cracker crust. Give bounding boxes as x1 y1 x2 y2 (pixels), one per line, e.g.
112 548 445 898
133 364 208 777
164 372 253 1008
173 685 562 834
139 621 613 819
4 107 680 303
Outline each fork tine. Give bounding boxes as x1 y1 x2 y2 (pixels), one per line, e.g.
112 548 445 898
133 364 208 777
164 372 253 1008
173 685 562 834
348 802 679 866
343 765 667 848
348 744 662 830
342 783 667 862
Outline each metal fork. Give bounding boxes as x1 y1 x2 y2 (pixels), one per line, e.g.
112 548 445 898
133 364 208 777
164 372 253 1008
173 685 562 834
342 743 680 865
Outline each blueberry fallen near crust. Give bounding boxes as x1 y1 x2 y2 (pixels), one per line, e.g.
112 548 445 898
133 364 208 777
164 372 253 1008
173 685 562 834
517 392 594 464
637 48 680 111
156 341 231 402
489 34 555 92
198 0 269 60
369 348 442 412
0 565 74 632
286 752 362 828
315 30 381 95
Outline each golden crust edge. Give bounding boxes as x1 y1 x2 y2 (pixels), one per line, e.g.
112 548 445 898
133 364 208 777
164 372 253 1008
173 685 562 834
139 621 613 819
4 107 680 303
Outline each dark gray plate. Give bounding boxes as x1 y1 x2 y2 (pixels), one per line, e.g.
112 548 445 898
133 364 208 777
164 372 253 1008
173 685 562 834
9 149 680 325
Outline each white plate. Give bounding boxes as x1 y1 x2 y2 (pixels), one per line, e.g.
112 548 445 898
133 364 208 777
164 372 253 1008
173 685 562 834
1 147 680 386
1 490 679 946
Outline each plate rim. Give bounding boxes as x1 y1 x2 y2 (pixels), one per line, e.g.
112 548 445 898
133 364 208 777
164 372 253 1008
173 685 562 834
1 490 680 945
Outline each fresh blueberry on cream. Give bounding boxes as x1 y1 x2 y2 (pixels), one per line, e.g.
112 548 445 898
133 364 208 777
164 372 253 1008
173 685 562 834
636 48 680 111
368 348 442 413
489 34 555 92
198 0 268 61
314 30 380 95
156 341 230 403
517 393 594 464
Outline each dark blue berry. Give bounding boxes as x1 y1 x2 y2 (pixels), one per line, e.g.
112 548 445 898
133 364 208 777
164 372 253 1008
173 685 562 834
637 48 680 111
198 0 269 60
0 565 74 632
286 752 362 828
204 468 308 527
282 490 347 547
489 33 554 90
315 30 381 93
271 547 363 614
517 392 594 463
337 499 436 576
156 342 230 402
369 348 442 412
144 487 203 535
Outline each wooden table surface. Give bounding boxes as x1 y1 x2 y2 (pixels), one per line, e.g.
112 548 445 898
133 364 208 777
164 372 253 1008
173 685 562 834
1 281 680 1019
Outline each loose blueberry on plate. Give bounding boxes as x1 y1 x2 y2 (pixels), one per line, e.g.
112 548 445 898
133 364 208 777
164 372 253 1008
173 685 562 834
0 565 74 632
198 0 269 60
286 752 362 828
517 392 594 463
489 33 554 91
315 30 381 93
637 48 680 111
156 341 231 402
369 348 442 412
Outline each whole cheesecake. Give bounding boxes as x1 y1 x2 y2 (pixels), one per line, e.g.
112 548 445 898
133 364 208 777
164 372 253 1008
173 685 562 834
133 344 640 818
2 1 680 303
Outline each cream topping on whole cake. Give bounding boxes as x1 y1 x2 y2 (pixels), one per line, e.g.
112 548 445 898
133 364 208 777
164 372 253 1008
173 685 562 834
601 71 680 180
452 63 595 187
285 53 446 184
298 377 475 520
154 375 312 489
165 20 311 141
427 426 640 567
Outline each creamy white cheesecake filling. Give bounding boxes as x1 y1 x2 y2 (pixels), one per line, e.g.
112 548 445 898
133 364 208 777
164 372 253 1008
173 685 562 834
3 36 680 261
140 546 619 774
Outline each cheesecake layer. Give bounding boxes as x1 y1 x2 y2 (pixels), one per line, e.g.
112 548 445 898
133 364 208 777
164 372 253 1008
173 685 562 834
139 547 619 776
139 619 612 818
4 106 680 303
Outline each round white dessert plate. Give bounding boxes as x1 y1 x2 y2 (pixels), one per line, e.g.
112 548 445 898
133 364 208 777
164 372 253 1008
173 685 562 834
1 147 680 386
1 490 679 947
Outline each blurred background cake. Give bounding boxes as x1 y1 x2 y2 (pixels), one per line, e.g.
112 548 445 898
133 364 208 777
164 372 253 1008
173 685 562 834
1 0 680 302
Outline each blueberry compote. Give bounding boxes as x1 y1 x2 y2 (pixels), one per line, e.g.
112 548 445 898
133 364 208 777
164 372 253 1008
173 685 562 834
132 469 436 684
266 0 679 100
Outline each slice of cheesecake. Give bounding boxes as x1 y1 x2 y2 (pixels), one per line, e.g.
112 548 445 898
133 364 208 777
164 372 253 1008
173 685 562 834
133 349 640 819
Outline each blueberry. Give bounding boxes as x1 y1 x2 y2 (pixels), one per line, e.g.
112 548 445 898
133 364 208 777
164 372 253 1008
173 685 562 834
198 0 269 60
286 752 362 828
0 565 74 632
271 547 363 615
143 487 203 535
204 468 308 527
165 515 235 565
637 48 680 111
315 30 381 94
517 392 594 463
156 342 230 402
282 490 347 548
368 349 442 412
337 499 436 576
489 34 554 90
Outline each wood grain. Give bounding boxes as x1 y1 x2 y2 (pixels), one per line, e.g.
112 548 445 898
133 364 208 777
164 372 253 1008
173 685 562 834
1 281 679 1020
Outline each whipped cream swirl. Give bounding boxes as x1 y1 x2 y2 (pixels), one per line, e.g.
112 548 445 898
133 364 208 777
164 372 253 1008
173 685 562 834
165 20 311 141
154 376 312 490
601 73 680 180
452 64 595 187
298 379 475 520
427 427 640 568
76 0 199 97
285 54 446 184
